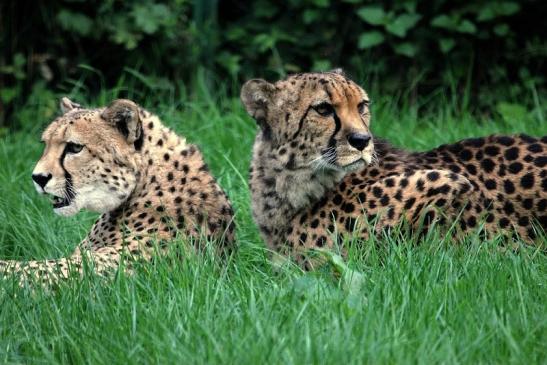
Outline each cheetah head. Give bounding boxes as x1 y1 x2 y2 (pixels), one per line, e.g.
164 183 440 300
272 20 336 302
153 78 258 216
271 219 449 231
241 69 374 173
32 98 144 217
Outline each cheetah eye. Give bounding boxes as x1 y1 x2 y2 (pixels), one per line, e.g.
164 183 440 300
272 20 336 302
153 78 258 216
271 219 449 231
358 100 370 114
65 142 84 154
313 102 334 117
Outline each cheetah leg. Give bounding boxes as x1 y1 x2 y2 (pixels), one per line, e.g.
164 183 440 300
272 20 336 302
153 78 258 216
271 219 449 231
0 246 124 284
287 169 475 270
360 169 545 246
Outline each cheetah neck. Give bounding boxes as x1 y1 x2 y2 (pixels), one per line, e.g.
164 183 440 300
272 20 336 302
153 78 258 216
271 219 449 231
249 133 345 242
94 115 188 224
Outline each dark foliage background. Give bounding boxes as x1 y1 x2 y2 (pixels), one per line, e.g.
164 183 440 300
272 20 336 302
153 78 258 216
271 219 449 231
1 0 545 130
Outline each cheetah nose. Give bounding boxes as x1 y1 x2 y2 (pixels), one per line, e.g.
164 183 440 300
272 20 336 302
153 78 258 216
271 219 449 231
347 133 371 151
32 173 52 189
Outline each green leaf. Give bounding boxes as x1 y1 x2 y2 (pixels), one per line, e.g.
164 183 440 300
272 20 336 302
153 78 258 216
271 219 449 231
110 16 141 50
401 1 418 13
133 8 158 34
457 20 477 34
225 26 246 41
431 14 454 29
254 2 278 18
393 42 417 57
385 13 421 37
477 6 495 22
477 2 520 21
133 4 170 34
56 10 93 36
357 7 386 25
313 249 366 294
493 24 510 36
0 87 18 103
252 33 277 53
439 38 455 53
13 53 26 68
432 15 476 34
303 9 320 24
1 53 27 80
498 2 521 16
216 52 241 76
357 31 385 49
311 0 330 8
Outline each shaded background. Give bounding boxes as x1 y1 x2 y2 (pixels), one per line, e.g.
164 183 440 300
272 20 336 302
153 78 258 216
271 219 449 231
1 0 545 132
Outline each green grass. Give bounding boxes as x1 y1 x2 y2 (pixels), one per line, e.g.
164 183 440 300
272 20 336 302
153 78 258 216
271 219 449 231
0 82 546 364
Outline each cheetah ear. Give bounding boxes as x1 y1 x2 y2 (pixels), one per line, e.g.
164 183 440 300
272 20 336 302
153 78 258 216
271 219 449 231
241 79 276 128
101 99 143 145
329 68 345 75
60 97 82 114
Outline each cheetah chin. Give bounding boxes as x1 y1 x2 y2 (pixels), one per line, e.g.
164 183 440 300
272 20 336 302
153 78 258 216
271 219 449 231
340 159 366 172
339 151 374 172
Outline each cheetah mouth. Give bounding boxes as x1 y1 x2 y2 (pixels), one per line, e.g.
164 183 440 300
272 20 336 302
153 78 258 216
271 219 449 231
48 193 73 209
340 158 366 171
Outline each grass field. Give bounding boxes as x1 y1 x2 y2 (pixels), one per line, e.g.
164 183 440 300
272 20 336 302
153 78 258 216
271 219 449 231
0 81 546 364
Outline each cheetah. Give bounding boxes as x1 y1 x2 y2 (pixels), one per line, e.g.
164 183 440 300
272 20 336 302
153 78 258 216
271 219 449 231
1 98 235 282
241 70 546 268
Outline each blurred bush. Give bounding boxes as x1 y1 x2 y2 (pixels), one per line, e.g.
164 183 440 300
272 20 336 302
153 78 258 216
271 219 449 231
0 0 545 129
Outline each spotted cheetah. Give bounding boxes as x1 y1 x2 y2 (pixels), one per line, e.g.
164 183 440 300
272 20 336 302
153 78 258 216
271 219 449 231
241 70 546 268
1 98 235 282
